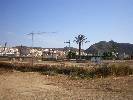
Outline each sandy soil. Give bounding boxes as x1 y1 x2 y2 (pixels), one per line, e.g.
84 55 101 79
0 68 133 100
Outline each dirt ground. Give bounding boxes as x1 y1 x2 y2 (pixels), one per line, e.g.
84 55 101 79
0 68 133 100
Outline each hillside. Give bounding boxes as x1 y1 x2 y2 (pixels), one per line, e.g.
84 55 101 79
85 41 133 55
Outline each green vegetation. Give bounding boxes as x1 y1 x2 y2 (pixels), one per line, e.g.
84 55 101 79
67 51 76 59
103 52 112 60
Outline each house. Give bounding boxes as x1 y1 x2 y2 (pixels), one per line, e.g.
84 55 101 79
42 49 58 60
42 48 67 60
118 53 131 60
0 47 19 57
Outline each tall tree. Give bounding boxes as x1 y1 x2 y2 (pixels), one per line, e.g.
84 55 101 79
74 34 88 59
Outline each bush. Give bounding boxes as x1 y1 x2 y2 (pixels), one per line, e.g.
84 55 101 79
0 61 133 78
67 51 76 59
94 65 111 77
109 64 133 76
40 71 57 76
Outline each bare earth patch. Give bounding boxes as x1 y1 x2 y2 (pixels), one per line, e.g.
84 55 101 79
0 69 133 100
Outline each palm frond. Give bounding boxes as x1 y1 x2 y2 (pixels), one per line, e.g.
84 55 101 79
74 34 89 45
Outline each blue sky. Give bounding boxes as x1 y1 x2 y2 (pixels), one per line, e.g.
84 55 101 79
0 0 133 49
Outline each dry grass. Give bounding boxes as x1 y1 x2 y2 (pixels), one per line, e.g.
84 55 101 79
109 64 133 76
0 61 133 79
0 61 133 100
0 70 133 100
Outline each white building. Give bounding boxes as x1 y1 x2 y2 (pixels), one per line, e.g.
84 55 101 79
0 47 19 56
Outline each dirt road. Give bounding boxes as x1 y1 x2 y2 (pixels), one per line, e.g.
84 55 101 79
0 69 133 100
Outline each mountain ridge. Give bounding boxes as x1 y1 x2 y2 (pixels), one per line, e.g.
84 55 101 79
85 41 133 55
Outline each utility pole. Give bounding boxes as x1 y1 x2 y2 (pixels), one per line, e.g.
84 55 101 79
27 32 35 66
3 42 7 56
20 45 23 56
64 40 71 51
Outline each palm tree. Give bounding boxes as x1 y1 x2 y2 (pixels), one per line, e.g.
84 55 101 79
74 34 88 59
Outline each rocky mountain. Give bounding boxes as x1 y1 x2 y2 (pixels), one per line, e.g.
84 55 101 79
85 41 133 55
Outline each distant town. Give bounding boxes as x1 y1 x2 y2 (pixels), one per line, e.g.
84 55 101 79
0 39 133 62
0 45 85 60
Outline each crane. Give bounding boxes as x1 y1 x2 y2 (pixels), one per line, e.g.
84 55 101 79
27 31 56 66
27 32 56 48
